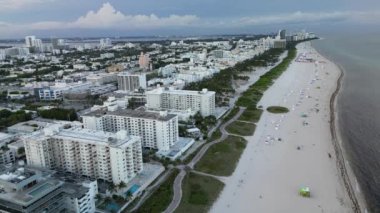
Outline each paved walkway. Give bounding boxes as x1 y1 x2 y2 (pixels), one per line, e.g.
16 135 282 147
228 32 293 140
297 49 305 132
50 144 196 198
129 169 173 212
191 170 229 183
163 107 246 213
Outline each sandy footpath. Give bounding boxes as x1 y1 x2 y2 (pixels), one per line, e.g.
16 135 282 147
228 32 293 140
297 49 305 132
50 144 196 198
210 42 353 213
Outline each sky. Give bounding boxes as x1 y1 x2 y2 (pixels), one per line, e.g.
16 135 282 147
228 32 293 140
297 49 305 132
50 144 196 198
0 0 380 38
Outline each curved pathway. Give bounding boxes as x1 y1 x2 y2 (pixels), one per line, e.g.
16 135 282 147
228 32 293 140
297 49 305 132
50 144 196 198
163 107 245 213
129 169 173 212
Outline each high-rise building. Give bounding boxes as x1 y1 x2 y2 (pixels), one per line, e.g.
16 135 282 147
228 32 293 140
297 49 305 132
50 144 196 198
117 72 147 92
0 166 97 213
146 87 216 117
100 38 112 48
25 36 43 52
277 29 286 40
82 108 179 151
52 38 65 49
23 126 143 184
139 52 151 70
25 36 36 47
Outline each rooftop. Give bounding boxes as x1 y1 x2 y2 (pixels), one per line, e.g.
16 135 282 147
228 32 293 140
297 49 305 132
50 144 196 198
0 166 90 206
146 87 215 96
0 167 36 185
25 125 140 148
83 108 177 122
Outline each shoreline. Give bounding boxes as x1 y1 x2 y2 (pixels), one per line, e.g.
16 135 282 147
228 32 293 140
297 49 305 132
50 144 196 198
327 58 368 213
210 42 355 213
329 63 361 212
312 40 368 212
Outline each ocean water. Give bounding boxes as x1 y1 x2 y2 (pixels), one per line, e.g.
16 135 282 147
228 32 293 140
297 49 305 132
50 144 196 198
313 34 380 212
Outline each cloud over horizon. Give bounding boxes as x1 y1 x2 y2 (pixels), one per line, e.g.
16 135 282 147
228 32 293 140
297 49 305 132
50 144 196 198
0 2 379 38
0 0 54 11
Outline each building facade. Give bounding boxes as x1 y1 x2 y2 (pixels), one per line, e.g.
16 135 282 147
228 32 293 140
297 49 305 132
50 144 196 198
117 72 147 92
82 109 179 151
23 126 143 184
146 87 216 117
0 149 15 166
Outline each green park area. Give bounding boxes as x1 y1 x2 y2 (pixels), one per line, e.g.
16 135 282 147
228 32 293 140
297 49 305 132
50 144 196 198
226 121 256 136
238 109 263 123
134 170 179 213
195 136 247 176
175 172 224 213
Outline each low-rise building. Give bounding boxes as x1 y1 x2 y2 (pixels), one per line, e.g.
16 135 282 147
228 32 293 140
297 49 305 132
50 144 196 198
0 166 97 213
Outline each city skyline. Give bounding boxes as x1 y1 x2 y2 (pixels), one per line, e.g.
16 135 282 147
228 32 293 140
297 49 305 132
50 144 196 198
0 1 380 38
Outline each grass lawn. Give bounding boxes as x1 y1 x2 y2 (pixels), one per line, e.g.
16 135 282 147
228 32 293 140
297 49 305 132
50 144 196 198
238 109 263 123
175 172 224 213
267 106 289 114
195 135 247 176
226 121 256 136
134 169 179 213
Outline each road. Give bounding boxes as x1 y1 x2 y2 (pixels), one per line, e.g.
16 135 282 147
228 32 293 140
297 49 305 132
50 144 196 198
163 107 246 213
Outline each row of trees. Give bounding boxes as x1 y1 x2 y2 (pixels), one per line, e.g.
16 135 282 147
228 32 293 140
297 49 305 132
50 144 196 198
38 108 78 121
184 39 317 108
184 48 285 100
0 109 32 130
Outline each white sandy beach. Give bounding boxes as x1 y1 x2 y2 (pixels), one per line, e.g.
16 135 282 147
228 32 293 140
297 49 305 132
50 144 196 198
210 42 353 213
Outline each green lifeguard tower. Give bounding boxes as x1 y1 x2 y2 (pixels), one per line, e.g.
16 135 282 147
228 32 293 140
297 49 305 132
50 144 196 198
299 187 311 197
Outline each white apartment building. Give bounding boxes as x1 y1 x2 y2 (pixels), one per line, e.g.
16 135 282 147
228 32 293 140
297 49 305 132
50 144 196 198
146 87 216 117
82 108 179 151
23 126 143 184
117 72 147 92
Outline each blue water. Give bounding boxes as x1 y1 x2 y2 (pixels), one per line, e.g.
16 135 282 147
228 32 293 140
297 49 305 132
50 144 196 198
127 184 140 195
313 33 380 213
106 202 121 212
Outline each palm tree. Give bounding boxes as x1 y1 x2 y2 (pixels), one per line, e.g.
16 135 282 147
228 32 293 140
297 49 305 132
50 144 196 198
118 181 126 189
109 183 117 192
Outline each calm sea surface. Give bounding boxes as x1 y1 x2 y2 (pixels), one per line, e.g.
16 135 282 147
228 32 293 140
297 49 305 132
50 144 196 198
313 34 380 212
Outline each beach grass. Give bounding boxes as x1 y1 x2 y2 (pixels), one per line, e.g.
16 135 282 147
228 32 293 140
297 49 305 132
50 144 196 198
226 121 256 136
238 109 263 123
236 47 297 109
174 172 224 213
267 106 289 114
134 169 179 213
194 135 247 176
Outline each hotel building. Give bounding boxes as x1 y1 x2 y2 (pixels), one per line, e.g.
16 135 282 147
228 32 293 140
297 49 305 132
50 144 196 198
82 108 178 151
117 72 147 92
146 87 216 117
23 125 143 184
